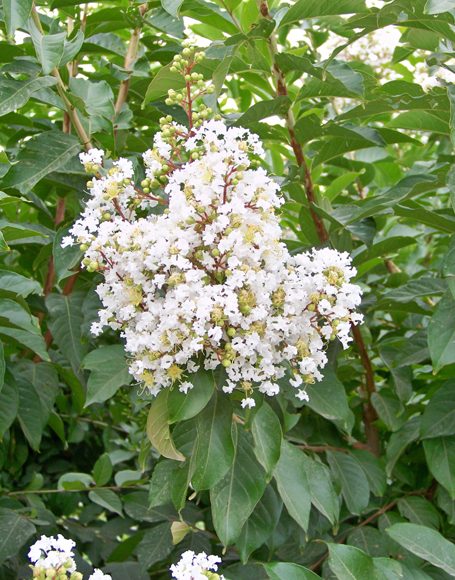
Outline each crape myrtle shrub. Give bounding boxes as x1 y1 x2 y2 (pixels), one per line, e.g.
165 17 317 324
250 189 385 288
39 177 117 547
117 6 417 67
0 0 455 578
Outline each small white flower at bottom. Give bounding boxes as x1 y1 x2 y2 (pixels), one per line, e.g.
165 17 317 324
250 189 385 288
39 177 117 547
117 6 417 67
88 569 112 580
241 397 256 409
170 550 224 580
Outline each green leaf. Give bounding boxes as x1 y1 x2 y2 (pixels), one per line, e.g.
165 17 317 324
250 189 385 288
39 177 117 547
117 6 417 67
58 472 94 490
148 459 178 508
386 417 420 476
397 497 440 529
233 97 291 127
89 489 123 516
146 390 185 462
371 391 404 432
92 453 113 486
69 78 115 119
0 342 4 394
3 0 33 36
3 130 80 193
211 426 266 546
0 298 40 333
421 380 455 439
302 454 339 524
352 450 387 497
143 63 185 105
0 232 8 252
424 436 455 498
237 485 282 562
251 401 282 478
327 543 376 580
167 369 215 423
136 522 173 570
0 76 57 117
386 523 455 575
161 0 184 18
425 0 455 14
0 269 41 297
17 376 45 450
60 29 84 67
327 451 370 515
428 292 455 372
53 227 82 284
0 379 18 438
30 22 66 75
0 326 49 361
46 291 86 373
305 369 354 433
83 345 132 406
191 390 234 490
273 441 311 531
0 507 35 564
264 562 320 579
279 0 368 28
326 61 364 96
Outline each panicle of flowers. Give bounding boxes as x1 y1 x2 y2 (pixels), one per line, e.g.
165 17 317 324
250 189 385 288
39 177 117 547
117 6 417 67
170 550 224 580
318 26 455 95
64 43 363 407
28 535 111 580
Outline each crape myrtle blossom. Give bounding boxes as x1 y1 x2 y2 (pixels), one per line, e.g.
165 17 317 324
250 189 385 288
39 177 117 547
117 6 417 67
28 535 111 579
63 45 362 407
170 550 224 579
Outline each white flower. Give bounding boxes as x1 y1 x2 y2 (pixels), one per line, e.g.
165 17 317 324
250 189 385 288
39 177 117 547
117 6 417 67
79 148 104 167
66 120 362 404
170 550 224 580
88 569 112 580
241 397 256 409
28 534 76 573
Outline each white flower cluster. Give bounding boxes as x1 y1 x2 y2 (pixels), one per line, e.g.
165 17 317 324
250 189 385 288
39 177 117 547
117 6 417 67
170 550 224 580
28 535 111 580
318 26 455 93
64 117 362 406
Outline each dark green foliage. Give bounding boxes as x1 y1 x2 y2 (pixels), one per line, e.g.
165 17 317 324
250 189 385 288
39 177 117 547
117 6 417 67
0 0 455 578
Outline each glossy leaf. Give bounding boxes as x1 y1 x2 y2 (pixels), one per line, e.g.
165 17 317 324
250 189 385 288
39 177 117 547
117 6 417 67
211 426 266 546
146 390 185 462
83 345 132 406
386 523 455 575
274 441 311 531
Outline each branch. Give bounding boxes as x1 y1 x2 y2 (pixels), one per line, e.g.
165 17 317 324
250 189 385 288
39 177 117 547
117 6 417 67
6 484 144 497
351 324 380 456
114 4 147 115
257 0 380 456
256 0 328 243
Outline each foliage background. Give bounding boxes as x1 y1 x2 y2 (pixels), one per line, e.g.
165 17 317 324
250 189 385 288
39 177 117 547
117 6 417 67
0 0 455 578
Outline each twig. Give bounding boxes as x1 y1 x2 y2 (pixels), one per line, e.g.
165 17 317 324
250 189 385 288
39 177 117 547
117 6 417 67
114 4 147 115
256 0 328 244
257 0 381 456
351 324 380 456
6 484 144 497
